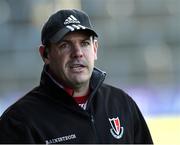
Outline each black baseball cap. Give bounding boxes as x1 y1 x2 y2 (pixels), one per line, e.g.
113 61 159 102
41 9 98 45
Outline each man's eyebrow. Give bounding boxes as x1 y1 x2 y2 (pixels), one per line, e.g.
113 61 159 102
84 37 92 41
81 36 93 41
56 39 71 44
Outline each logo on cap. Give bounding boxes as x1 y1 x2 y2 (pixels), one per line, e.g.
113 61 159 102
64 15 86 31
109 117 124 139
64 15 80 25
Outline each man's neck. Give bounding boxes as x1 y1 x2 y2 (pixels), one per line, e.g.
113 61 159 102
67 80 89 97
72 85 90 97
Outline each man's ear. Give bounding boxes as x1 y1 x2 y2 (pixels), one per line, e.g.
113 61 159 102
39 45 49 64
94 39 98 60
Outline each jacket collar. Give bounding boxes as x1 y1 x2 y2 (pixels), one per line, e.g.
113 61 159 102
40 65 106 105
90 67 106 96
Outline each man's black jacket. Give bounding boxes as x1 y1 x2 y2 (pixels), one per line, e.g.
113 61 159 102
0 67 153 144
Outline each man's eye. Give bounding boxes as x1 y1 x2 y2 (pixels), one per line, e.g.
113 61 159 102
58 43 70 49
81 41 90 47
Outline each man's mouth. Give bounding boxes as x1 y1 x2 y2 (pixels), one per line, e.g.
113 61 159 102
70 64 85 68
69 63 86 72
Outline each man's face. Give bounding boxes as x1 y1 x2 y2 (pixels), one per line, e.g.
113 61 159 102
45 31 98 89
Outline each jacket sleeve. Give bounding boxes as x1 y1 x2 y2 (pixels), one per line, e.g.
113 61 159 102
129 97 153 144
0 110 35 143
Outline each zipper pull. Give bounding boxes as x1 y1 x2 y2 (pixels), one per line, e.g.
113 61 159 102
91 115 94 123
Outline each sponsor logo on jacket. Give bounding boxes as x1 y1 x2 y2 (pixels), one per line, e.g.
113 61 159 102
109 117 124 139
45 134 76 144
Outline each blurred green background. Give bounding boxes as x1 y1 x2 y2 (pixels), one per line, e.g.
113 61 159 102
0 0 180 144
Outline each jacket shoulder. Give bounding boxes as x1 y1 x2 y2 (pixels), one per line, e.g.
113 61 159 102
99 83 141 116
0 86 44 143
100 83 133 102
0 86 42 121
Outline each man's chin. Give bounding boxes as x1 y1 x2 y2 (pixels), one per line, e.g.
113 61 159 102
72 78 88 84
69 76 90 86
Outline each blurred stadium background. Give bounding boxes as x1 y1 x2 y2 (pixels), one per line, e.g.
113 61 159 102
0 0 180 144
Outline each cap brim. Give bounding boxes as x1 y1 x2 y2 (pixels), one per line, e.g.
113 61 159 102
50 26 98 43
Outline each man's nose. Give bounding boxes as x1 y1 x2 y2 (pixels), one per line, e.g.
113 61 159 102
71 44 83 58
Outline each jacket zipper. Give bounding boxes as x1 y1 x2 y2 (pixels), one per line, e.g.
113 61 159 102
90 115 99 143
86 68 106 143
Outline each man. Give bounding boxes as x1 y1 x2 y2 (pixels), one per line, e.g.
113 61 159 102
0 9 153 144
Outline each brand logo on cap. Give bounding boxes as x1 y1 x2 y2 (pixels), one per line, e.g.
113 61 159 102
64 15 86 32
64 15 80 25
